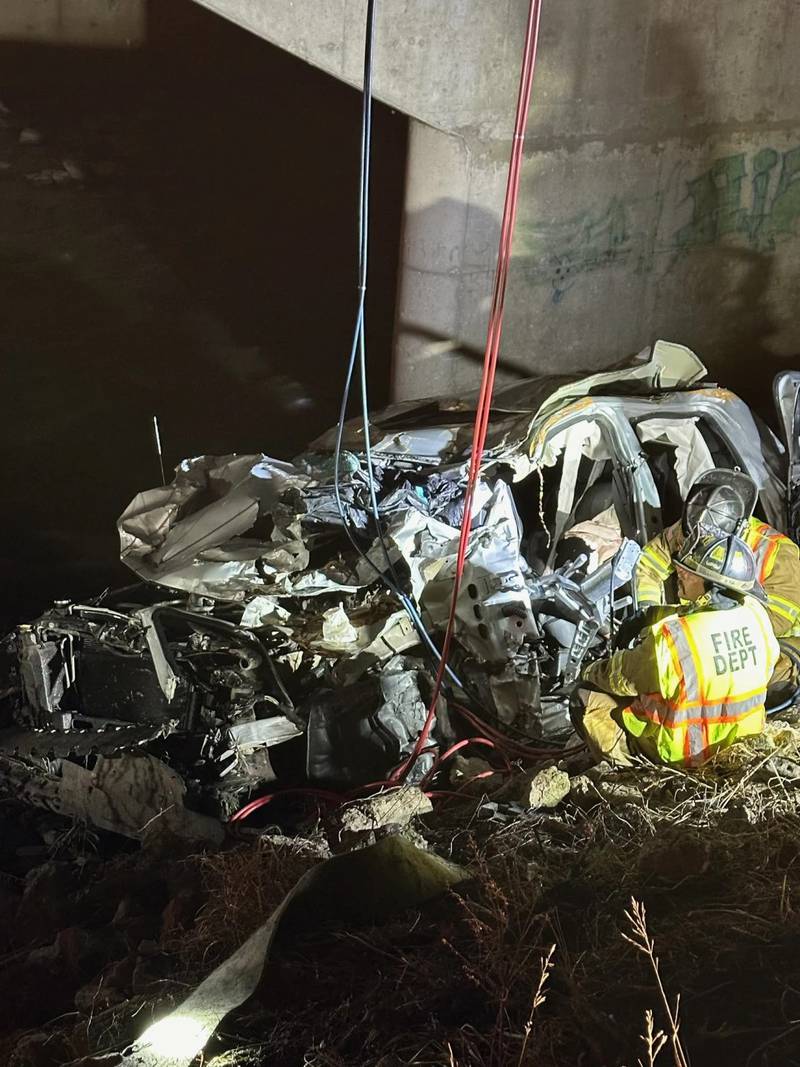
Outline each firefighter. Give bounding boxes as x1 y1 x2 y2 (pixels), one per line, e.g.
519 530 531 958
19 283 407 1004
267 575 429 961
573 532 780 768
635 468 800 640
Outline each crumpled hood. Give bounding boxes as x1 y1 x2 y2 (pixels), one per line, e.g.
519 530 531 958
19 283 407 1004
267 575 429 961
310 340 707 476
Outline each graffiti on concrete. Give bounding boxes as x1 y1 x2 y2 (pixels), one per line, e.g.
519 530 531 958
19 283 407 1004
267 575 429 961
522 198 633 303
521 145 800 303
677 146 800 248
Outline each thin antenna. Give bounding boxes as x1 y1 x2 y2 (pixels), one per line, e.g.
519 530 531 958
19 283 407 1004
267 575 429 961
152 415 166 485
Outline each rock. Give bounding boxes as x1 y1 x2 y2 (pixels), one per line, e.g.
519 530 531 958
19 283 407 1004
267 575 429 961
756 756 800 784
74 977 110 1015
26 168 73 185
57 926 108 981
121 914 161 951
524 766 570 809
571 767 645 807
136 939 160 958
340 787 432 833
105 954 135 991
111 895 142 929
27 926 109 984
18 127 42 145
61 157 85 181
25 940 62 966
569 773 597 806
131 951 169 995
255 832 331 860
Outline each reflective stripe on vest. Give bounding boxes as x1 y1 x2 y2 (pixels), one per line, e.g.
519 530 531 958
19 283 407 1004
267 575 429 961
636 540 674 606
622 597 778 766
744 518 782 583
743 518 800 636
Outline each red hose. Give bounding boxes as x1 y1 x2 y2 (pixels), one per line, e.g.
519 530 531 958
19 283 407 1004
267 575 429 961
451 703 569 760
419 735 513 789
229 787 345 823
231 3 546 816
426 770 502 806
392 0 544 783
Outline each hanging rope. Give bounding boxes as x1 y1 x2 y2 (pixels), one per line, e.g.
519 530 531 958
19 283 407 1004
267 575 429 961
393 0 545 782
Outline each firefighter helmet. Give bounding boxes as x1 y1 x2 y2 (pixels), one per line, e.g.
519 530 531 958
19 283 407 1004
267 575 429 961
681 468 757 538
674 531 764 598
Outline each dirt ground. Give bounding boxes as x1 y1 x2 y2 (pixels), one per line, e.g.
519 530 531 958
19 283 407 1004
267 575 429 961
2 718 800 1067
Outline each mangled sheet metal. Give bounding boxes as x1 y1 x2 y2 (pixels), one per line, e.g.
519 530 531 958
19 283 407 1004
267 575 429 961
115 339 786 602
312 339 707 480
0 339 797 822
387 481 539 663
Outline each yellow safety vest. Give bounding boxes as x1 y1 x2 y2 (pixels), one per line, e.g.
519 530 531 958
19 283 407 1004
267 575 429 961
745 519 782 579
744 520 800 635
621 597 779 766
636 517 800 638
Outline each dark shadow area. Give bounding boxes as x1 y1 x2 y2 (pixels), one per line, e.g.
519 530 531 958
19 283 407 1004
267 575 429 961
658 245 787 422
0 0 407 626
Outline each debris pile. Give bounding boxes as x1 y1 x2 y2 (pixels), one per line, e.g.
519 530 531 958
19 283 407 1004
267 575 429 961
3 340 800 1062
6 340 797 829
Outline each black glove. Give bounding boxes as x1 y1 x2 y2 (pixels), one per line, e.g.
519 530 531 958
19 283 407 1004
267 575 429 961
614 605 676 649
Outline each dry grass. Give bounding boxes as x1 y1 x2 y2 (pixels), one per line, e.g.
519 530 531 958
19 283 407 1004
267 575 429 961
623 899 689 1067
165 834 327 974
201 721 800 1065
140 718 800 1066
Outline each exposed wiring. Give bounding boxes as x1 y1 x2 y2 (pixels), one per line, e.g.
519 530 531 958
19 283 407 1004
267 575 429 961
452 702 578 760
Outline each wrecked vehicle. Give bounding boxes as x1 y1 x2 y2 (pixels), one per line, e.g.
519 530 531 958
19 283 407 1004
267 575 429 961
1 339 798 821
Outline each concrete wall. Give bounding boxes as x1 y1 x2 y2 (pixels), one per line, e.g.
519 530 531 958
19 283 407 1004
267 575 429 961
196 0 800 408
191 0 526 135
0 0 145 47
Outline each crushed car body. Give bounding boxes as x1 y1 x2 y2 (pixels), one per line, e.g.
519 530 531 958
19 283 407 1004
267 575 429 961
1 339 797 828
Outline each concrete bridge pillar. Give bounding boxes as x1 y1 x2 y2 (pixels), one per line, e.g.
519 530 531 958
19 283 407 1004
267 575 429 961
194 0 800 409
